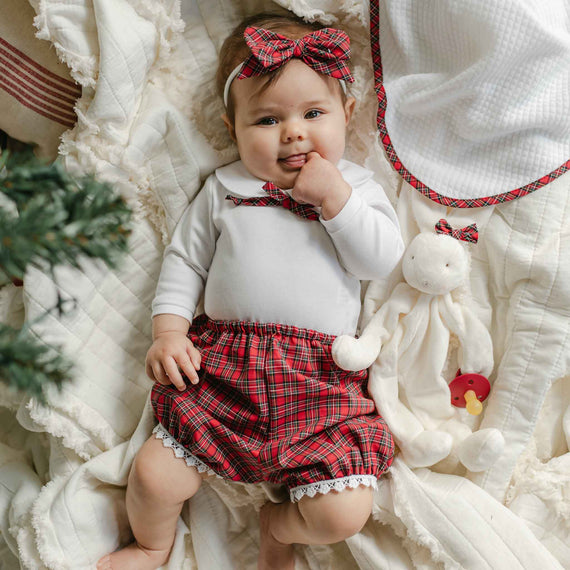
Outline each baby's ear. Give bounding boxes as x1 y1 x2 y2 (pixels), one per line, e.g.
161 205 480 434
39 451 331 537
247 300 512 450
344 97 356 125
221 113 237 142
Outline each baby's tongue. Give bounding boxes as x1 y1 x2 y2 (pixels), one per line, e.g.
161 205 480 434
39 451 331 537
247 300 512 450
282 154 307 168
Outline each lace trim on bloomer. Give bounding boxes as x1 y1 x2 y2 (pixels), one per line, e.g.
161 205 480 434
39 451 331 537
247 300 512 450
152 424 218 476
153 425 378 501
289 475 378 503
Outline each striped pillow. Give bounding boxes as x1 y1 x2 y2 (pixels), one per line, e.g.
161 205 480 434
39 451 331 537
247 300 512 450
0 0 80 160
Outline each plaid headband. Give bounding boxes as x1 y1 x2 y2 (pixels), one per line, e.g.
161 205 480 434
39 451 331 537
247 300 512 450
223 26 354 106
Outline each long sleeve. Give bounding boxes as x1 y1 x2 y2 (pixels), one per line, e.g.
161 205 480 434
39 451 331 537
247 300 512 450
320 180 404 281
151 160 404 336
151 178 219 321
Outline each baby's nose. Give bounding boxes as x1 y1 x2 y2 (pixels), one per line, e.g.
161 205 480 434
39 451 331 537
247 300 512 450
282 121 305 142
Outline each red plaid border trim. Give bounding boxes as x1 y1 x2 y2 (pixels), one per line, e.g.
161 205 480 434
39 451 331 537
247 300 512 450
226 182 320 220
0 37 80 128
239 26 354 84
369 0 570 208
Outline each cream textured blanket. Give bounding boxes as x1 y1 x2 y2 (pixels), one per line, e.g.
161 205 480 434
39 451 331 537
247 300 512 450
0 1 568 568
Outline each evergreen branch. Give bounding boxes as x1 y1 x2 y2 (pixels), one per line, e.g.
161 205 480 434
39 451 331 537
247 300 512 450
0 150 134 402
0 322 72 404
0 151 132 282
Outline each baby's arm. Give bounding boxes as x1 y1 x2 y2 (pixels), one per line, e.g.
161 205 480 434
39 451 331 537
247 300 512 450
147 178 219 390
152 178 219 322
320 174 404 281
292 153 404 280
145 313 201 391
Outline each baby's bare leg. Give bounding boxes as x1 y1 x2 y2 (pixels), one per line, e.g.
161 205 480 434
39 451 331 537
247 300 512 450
97 435 203 570
258 486 373 570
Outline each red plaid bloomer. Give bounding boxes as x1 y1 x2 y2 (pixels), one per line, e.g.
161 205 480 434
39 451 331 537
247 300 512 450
151 315 394 500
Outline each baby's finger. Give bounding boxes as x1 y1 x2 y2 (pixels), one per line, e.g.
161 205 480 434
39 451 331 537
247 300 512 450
152 362 169 385
186 343 201 370
163 356 187 391
178 353 199 384
306 151 321 161
145 360 156 381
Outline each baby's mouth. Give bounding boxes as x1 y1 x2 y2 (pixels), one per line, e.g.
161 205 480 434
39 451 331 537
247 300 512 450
279 153 307 169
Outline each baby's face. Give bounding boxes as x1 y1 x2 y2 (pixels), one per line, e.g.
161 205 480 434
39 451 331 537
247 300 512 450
225 60 355 189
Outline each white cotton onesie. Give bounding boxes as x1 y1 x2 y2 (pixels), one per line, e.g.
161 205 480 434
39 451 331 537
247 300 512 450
152 159 404 336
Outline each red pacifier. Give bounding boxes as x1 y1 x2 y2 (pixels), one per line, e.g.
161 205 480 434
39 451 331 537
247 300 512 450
449 370 491 416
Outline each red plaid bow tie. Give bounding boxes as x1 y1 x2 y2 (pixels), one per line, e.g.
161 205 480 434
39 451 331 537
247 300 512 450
237 26 355 84
226 182 319 220
435 219 479 243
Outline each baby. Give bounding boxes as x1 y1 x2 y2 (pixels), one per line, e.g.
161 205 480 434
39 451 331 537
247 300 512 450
98 12 404 570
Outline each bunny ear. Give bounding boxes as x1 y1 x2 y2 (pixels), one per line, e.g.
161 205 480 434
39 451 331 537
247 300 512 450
401 185 455 238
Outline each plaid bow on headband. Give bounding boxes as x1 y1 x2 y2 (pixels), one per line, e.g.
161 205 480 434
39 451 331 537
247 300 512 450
226 182 319 220
237 26 355 84
435 219 479 243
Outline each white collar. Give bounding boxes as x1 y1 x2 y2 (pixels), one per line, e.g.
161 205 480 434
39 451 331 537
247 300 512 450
215 158 374 198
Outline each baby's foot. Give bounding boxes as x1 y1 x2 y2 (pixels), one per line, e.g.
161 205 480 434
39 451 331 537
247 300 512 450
96 542 170 570
258 502 295 570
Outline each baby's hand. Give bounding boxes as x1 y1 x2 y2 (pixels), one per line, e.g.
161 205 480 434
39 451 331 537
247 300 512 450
292 152 351 219
145 332 201 391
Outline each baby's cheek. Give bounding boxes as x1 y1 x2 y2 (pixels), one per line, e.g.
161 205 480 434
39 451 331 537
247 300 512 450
314 128 346 164
238 140 268 170
249 137 278 162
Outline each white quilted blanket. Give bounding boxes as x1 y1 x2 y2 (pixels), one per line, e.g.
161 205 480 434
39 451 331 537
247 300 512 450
0 1 569 569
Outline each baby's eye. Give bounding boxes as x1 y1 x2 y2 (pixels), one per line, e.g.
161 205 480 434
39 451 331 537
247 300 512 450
304 109 322 119
257 117 277 126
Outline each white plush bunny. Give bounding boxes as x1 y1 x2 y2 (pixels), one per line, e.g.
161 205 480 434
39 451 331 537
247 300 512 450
332 220 505 471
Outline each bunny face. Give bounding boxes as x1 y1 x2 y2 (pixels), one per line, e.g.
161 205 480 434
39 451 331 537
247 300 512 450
402 233 470 295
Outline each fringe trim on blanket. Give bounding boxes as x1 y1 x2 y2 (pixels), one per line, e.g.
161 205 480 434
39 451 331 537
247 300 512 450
23 392 122 461
506 438 570 529
374 460 455 569
32 0 98 87
30 477 70 570
272 0 336 25
272 0 368 26
31 0 188 240
14 522 42 570
32 0 184 87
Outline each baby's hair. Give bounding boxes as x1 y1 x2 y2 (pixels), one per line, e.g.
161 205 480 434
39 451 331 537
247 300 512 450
217 12 349 122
